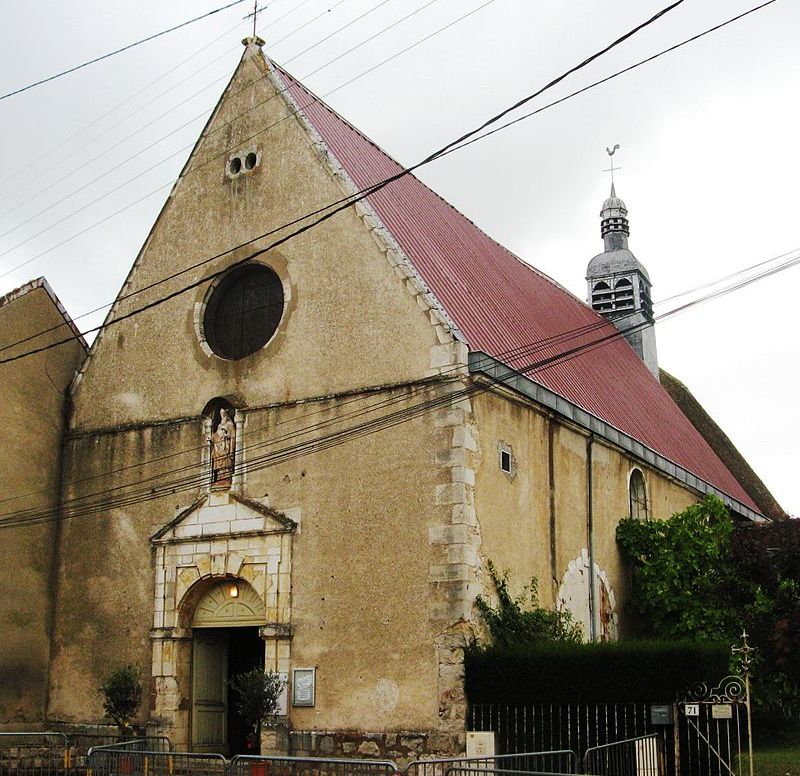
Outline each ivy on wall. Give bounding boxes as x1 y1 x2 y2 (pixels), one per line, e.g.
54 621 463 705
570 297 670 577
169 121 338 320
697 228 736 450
475 561 582 646
617 495 800 719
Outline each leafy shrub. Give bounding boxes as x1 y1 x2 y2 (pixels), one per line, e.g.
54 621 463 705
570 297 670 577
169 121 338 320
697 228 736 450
99 665 142 737
466 640 729 704
228 668 286 753
617 496 800 719
475 561 582 646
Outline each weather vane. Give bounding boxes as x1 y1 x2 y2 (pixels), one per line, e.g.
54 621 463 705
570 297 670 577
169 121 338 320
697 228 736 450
603 143 621 188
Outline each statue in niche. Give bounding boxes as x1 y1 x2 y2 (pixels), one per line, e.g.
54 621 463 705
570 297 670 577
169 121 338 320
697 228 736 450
208 407 236 488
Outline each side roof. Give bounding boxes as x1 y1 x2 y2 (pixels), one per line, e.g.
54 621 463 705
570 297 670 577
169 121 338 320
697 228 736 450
0 277 87 351
272 60 760 516
660 370 786 520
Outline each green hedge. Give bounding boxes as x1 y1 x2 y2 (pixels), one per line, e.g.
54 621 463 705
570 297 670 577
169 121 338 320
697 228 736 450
466 640 730 704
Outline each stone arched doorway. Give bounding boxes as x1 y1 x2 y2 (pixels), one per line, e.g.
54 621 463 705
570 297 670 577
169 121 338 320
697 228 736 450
189 578 266 756
149 495 295 753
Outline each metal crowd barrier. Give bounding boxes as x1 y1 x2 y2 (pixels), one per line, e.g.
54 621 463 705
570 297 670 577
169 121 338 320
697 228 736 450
406 751 578 776
445 768 583 776
74 737 171 764
229 756 400 776
583 733 664 776
0 733 71 776
87 748 226 776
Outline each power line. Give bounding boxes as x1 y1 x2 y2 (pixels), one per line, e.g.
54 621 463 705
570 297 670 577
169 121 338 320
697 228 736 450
4 225 793 527
0 0 410 233
0 1 248 103
0 17 246 202
0 313 665 528
0 0 367 246
0 0 777 363
0 273 767 530
0 318 615 511
0 0 451 277
437 0 780 160
270 0 350 48
0 0 322 203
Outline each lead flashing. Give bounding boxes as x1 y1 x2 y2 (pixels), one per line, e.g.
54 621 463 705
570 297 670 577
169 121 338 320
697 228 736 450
468 350 765 523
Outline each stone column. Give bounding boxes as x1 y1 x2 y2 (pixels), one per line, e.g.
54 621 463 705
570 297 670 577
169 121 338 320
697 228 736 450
150 626 192 750
259 624 292 755
231 410 245 494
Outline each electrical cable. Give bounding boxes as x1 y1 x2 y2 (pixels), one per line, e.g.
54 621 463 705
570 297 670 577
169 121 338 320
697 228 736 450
0 314 619 508
0 16 246 203
0 0 410 234
435 0 780 162
0 1 248 103
0 0 369 247
0 0 451 275
0 312 665 527
0 0 323 204
0 0 778 363
5 224 794 525
0 283 758 529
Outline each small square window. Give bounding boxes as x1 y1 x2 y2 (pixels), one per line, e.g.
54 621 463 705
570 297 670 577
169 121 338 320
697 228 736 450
498 441 516 479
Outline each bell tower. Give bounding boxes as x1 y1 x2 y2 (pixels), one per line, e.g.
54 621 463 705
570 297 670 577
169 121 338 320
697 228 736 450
586 184 658 376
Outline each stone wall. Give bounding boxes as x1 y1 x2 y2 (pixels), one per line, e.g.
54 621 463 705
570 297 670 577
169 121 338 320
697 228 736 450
0 281 85 724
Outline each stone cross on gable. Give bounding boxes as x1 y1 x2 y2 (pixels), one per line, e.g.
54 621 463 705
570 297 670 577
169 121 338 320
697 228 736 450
244 0 268 38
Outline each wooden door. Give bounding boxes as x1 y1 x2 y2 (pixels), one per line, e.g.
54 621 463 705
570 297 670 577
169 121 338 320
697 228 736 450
191 631 229 754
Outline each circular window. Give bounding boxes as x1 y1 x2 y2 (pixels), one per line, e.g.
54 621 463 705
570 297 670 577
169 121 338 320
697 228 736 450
229 157 242 175
203 264 284 360
244 152 257 170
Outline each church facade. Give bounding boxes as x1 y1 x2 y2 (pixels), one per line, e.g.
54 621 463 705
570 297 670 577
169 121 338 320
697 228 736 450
0 38 781 759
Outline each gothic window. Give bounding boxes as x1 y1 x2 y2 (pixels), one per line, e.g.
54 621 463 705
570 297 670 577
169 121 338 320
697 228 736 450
629 468 649 521
203 264 284 360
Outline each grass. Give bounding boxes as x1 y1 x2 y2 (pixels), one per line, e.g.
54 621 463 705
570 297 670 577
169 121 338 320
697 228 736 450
737 743 800 776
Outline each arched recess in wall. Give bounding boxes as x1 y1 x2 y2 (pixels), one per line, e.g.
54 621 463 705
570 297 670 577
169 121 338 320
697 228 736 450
628 467 649 521
178 576 267 629
557 552 618 642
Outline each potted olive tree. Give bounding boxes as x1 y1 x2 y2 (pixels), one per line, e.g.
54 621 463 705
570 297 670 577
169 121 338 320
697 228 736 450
229 668 286 759
99 665 143 739
99 665 143 773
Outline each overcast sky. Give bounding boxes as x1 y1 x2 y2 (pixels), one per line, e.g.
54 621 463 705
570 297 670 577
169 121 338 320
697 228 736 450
0 0 797 515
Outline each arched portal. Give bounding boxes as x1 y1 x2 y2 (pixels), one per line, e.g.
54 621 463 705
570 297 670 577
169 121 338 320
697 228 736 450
149 497 294 754
186 577 266 756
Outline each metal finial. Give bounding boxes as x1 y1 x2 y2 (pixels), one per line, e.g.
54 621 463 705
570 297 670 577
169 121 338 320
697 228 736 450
603 144 622 190
731 630 755 674
244 1 268 39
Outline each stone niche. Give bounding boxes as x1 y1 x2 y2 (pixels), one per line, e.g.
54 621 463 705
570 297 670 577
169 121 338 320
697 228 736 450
149 491 296 749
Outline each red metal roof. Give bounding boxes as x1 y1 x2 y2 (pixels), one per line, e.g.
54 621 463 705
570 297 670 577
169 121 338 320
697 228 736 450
277 65 759 514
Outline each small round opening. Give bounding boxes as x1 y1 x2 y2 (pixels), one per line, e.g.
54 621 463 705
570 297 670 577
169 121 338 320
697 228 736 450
244 152 257 170
229 157 242 175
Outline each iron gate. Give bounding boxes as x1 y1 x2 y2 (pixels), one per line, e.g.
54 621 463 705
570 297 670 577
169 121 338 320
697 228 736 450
677 676 750 776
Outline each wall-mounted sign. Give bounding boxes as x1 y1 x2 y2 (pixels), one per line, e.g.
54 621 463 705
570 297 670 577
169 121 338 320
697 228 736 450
292 668 316 707
466 731 495 759
711 704 733 720
684 704 700 717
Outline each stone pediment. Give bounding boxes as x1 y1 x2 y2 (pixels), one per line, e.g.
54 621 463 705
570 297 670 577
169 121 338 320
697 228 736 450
151 492 295 543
